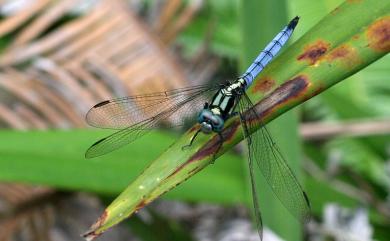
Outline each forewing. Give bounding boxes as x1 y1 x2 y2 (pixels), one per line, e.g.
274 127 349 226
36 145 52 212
238 93 311 227
85 84 220 158
86 84 220 129
85 118 156 158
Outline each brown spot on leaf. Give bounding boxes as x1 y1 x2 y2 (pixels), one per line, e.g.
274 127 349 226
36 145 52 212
366 16 390 52
327 44 360 68
135 200 147 212
252 77 276 94
297 40 330 65
255 75 310 118
273 75 309 104
347 0 362 3
329 45 351 59
352 34 360 40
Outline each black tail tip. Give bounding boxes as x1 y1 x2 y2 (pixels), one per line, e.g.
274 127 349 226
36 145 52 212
288 16 300 29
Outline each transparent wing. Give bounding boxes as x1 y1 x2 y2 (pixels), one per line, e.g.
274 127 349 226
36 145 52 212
238 93 310 237
238 98 264 239
85 84 221 158
240 113 263 240
86 84 221 129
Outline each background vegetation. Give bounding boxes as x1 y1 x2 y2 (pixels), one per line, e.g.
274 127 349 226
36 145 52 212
0 0 389 240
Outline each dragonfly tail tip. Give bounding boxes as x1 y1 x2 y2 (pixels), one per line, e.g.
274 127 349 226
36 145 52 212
289 16 300 29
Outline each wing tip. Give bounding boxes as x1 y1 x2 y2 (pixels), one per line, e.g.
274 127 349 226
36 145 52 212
93 100 111 108
85 100 111 127
85 138 107 159
302 191 312 222
85 150 95 159
85 151 94 159
303 191 311 208
91 137 107 147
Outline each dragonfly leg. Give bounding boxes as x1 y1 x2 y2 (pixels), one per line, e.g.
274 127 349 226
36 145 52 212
230 111 239 117
182 128 201 150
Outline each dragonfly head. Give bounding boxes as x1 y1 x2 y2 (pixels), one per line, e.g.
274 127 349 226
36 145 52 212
198 109 224 133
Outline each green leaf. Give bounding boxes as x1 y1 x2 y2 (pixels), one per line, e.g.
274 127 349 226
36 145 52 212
82 0 390 239
0 130 246 203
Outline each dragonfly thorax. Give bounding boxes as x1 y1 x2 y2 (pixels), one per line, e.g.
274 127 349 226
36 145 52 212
197 78 246 134
211 78 246 116
224 78 246 95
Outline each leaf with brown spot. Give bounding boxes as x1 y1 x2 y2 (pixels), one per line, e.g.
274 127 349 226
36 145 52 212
366 16 390 52
327 44 361 68
82 1 390 239
252 77 276 94
297 40 330 65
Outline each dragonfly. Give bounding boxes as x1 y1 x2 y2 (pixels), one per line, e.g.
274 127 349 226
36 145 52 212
85 16 310 239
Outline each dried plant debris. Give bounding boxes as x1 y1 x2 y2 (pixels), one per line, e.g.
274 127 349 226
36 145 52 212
0 0 216 130
0 184 286 241
0 183 136 241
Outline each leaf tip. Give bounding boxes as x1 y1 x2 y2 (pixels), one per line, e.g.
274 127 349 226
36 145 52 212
82 210 109 240
82 231 99 241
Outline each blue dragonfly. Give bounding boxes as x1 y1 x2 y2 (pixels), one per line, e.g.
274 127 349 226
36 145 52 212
85 16 310 239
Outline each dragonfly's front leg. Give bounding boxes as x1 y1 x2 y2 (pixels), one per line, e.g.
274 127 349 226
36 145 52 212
182 129 223 165
182 128 201 150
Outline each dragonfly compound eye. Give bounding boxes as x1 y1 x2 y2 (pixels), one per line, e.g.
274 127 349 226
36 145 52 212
210 115 224 132
200 122 213 134
198 109 213 123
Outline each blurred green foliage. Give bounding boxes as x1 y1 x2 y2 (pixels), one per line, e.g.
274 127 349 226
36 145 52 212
0 0 389 240
178 0 240 58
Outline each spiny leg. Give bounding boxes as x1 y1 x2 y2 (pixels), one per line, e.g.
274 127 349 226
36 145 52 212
182 128 202 150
